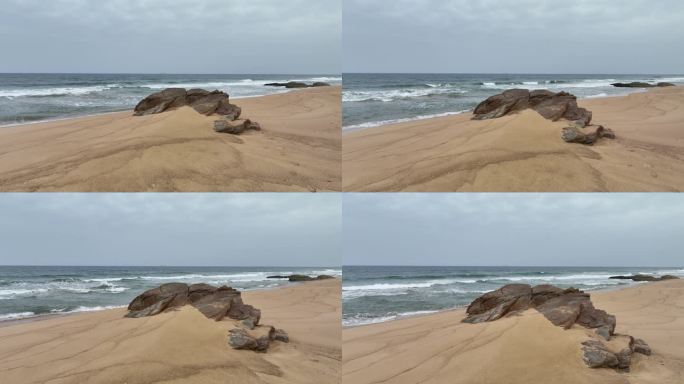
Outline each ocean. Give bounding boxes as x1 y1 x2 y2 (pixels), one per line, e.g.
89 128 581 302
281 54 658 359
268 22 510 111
0 73 341 126
0 266 341 322
342 266 684 327
342 73 684 130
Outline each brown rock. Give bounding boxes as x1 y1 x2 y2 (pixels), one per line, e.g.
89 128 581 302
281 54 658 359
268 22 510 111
630 337 652 356
463 284 532 323
228 328 258 350
582 340 619 368
134 88 241 119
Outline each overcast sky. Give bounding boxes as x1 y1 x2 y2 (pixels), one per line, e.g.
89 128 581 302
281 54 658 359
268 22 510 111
344 0 684 74
0 194 341 267
344 194 684 267
0 0 340 74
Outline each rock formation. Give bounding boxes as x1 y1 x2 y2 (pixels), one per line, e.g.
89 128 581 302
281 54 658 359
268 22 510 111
213 119 261 135
561 125 615 145
267 274 336 282
264 81 331 88
463 284 651 372
134 88 241 119
227 326 289 352
126 283 261 324
472 89 618 145
612 82 675 88
609 274 679 282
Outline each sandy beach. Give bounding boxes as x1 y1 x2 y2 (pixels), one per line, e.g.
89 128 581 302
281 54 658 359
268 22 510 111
0 279 341 384
0 86 341 192
343 86 684 191
342 279 684 384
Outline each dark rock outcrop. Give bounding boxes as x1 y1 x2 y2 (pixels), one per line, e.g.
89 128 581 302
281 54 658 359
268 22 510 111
464 284 652 372
561 125 615 145
472 89 593 127
227 326 289 352
126 283 260 325
463 284 615 336
213 119 262 135
264 81 330 88
134 88 241 119
267 274 335 282
609 274 679 282
612 82 676 88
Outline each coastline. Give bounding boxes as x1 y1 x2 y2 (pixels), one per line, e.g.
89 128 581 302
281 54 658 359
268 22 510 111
343 279 684 384
343 86 684 191
0 278 341 384
0 86 342 192
342 279 647 329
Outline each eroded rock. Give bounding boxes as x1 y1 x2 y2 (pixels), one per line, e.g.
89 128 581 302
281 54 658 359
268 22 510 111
213 119 262 135
134 88 241 119
612 82 676 88
609 274 679 282
472 89 593 127
582 340 619 368
561 125 615 145
267 274 336 282
264 81 329 88
630 337 652 356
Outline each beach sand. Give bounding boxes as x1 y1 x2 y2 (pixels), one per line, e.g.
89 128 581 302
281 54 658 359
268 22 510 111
343 86 684 191
0 86 341 192
342 279 684 384
0 279 341 384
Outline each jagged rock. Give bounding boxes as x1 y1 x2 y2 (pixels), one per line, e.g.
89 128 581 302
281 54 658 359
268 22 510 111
213 119 262 135
228 328 258 350
561 125 615 145
609 274 679 282
269 327 289 343
630 337 652 356
255 336 271 352
126 283 260 325
241 318 256 330
312 82 331 87
134 88 241 119
285 274 336 282
582 340 619 368
472 89 593 127
616 348 633 371
463 284 616 336
657 82 675 87
596 326 612 341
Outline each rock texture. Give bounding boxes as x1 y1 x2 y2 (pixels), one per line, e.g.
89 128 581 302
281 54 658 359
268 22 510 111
267 274 336 282
561 125 615 145
609 274 679 282
213 119 262 135
227 326 289 352
134 88 242 119
126 283 260 325
472 89 593 127
464 284 652 372
265 81 330 88
612 82 675 88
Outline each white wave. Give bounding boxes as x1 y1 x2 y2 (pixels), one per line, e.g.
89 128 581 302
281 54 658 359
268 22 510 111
0 84 120 98
343 110 470 131
0 312 36 321
523 81 539 85
343 310 441 327
586 93 609 98
344 282 436 291
51 305 126 315
0 288 49 297
343 86 466 103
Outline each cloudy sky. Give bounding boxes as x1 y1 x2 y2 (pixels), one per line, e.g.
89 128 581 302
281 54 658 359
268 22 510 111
0 194 341 267
344 0 684 73
0 0 340 74
344 194 684 267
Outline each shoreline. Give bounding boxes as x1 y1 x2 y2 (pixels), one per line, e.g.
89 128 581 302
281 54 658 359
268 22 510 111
0 86 325 129
342 280 644 329
0 277 341 328
342 86 658 132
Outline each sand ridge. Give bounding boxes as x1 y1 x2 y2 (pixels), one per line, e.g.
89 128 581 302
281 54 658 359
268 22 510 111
0 86 341 192
343 87 684 191
0 279 341 384
342 279 684 384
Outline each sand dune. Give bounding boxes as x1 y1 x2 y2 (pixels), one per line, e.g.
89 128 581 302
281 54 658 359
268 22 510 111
343 87 684 191
342 279 684 384
0 87 341 192
0 279 341 384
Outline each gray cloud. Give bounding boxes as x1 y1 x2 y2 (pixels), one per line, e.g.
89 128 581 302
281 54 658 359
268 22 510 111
0 194 341 267
344 0 684 73
0 0 341 74
344 194 684 267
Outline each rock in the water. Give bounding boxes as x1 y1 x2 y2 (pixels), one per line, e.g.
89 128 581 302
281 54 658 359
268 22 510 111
472 89 593 127
134 88 242 119
609 274 679 282
228 328 258 350
126 283 260 325
312 82 331 87
582 340 619 369
630 337 652 356
269 327 290 343
612 82 656 88
287 274 336 282
264 81 330 88
657 82 675 87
